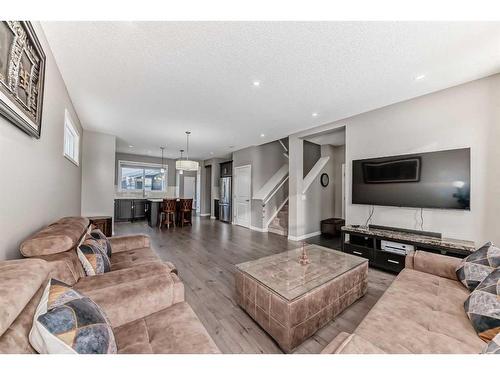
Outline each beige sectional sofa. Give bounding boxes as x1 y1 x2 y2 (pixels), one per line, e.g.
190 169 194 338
0 217 219 354
321 250 485 354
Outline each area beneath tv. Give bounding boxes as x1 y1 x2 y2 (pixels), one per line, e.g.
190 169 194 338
340 224 475 273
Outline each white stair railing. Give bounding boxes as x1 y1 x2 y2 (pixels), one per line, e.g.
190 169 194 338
263 176 289 205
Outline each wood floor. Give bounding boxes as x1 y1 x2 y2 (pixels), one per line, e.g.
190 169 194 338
114 217 396 354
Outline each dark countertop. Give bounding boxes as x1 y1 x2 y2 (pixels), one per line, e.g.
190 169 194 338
341 225 475 253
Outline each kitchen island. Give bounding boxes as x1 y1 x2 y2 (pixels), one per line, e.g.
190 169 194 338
146 198 164 227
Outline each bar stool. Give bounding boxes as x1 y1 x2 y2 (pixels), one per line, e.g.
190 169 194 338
160 199 177 229
179 198 193 227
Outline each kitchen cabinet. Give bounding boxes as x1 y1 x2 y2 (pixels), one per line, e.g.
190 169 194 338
133 199 147 220
220 161 232 177
114 199 147 222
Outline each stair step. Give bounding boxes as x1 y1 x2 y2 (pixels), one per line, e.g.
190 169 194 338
266 199 289 237
269 222 285 230
268 226 288 236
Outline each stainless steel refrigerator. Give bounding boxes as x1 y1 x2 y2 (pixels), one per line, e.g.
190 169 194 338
219 177 232 222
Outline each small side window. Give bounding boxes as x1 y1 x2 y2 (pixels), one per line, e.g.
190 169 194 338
63 109 79 166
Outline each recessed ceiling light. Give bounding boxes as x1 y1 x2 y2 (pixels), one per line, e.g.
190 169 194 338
260 133 265 137
253 80 261 87
210 152 214 155
128 145 134 148
415 74 426 81
312 112 318 117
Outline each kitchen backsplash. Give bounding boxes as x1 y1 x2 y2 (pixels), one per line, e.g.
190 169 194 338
114 186 177 199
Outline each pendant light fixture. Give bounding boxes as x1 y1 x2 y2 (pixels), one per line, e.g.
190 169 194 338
176 131 199 173
160 146 166 174
178 150 184 175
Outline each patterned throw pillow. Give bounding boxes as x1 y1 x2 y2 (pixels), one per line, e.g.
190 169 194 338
29 279 117 354
464 268 500 343
483 333 500 354
90 228 112 258
77 236 111 276
456 242 500 291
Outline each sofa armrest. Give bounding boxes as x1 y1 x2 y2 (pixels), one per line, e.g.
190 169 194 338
109 234 151 253
405 250 461 281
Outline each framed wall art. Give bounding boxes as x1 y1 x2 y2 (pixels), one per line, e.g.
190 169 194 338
0 21 46 138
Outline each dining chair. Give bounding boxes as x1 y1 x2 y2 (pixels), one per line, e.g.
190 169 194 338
160 199 177 229
179 198 193 227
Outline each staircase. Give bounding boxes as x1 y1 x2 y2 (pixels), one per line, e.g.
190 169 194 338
268 202 288 236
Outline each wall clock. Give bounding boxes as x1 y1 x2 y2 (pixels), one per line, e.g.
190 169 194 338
320 173 329 187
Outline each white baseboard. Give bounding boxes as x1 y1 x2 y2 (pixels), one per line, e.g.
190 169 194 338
250 225 268 233
288 231 321 242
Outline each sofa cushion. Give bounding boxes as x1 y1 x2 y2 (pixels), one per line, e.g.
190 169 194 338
464 268 500 342
0 259 49 337
483 333 500 354
20 217 89 257
456 242 500 292
30 279 116 354
113 302 219 354
90 228 112 258
77 237 111 276
110 247 161 271
352 268 484 354
76 265 184 328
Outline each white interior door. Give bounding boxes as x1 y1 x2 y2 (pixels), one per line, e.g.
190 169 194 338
234 165 251 228
184 176 196 208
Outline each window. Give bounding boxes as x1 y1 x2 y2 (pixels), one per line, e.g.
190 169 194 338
119 161 167 192
63 110 80 165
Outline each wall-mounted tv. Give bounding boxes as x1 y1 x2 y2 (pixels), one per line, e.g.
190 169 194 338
352 148 470 210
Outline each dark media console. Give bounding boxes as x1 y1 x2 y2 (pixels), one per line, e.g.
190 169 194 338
341 224 475 273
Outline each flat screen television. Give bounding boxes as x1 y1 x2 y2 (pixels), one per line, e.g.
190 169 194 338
352 148 470 210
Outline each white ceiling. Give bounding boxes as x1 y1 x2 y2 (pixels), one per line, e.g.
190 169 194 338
305 127 346 146
41 21 500 159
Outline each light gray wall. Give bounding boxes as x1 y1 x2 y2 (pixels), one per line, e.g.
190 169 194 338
233 140 288 192
200 163 212 215
115 152 176 187
81 130 116 219
325 74 500 245
288 135 304 239
485 76 500 246
302 145 336 235
204 158 223 217
303 140 321 178
232 140 289 228
332 145 345 218
0 22 83 260
203 157 232 217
